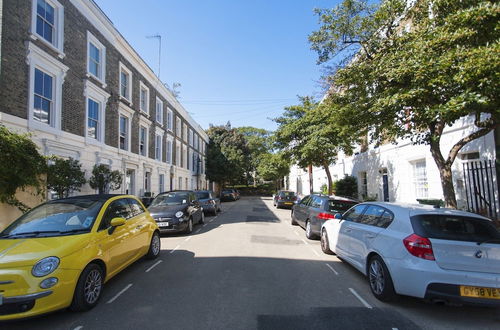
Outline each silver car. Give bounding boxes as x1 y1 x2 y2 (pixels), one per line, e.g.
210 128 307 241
321 202 500 305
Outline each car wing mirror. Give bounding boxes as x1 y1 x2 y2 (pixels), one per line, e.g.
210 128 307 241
110 217 126 227
334 213 343 220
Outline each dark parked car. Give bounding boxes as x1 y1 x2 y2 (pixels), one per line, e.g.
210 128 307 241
196 190 222 216
273 190 297 209
291 194 358 239
148 190 204 234
221 189 239 201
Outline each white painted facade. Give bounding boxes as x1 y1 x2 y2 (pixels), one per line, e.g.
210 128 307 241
287 115 498 215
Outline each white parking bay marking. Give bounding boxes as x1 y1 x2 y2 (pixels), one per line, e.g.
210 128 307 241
195 229 201 233
311 248 320 256
170 245 180 254
349 288 373 309
184 236 192 242
73 326 83 330
145 260 162 273
325 263 339 275
301 239 309 245
293 231 299 236
203 224 208 227
107 283 133 304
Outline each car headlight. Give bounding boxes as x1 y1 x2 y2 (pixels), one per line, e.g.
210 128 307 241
32 257 60 277
175 211 184 219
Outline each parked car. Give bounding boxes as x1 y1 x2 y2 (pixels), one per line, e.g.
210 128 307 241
148 190 204 234
320 202 500 305
0 194 160 320
221 189 239 202
291 194 358 239
273 190 298 209
196 190 222 216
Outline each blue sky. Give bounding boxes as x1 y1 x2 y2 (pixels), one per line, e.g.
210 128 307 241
94 0 337 131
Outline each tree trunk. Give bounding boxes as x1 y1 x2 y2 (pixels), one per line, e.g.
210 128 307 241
308 165 314 194
437 165 457 208
323 162 333 195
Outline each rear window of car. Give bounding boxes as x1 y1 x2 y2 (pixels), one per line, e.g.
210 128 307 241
279 191 296 197
410 215 500 243
222 190 232 194
196 192 210 199
328 200 357 213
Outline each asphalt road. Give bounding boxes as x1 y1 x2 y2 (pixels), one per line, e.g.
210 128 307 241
4 196 500 330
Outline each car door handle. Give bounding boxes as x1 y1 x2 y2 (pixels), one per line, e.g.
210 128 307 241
364 234 376 239
136 225 144 230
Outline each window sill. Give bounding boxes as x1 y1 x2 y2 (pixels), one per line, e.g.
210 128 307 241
28 119 61 136
30 33 65 59
119 95 133 106
85 137 105 147
86 73 107 89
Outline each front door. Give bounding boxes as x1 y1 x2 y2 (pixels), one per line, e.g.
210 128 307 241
382 174 389 202
126 169 135 195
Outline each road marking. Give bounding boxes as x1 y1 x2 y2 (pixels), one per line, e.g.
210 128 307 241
184 236 192 242
311 248 320 256
195 229 201 233
301 238 309 245
203 224 208 227
73 326 83 330
392 328 399 330
349 288 373 309
107 283 133 304
170 245 180 254
145 260 162 272
325 263 339 275
293 231 299 236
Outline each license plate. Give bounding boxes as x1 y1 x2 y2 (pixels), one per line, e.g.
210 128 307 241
157 222 169 227
285 202 293 205
460 286 500 300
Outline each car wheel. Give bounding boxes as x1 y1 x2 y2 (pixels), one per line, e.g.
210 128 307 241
185 218 193 234
145 231 161 259
70 263 104 311
368 255 397 302
199 211 205 224
217 204 222 213
321 229 334 255
305 221 316 240
291 212 298 226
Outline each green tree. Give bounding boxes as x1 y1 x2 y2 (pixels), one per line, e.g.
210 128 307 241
333 175 358 199
256 152 290 190
274 96 352 195
236 126 272 186
47 157 86 198
0 125 46 212
89 164 123 194
311 0 499 208
206 123 250 188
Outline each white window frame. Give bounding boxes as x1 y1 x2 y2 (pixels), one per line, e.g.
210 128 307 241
30 0 65 57
119 62 133 103
138 115 152 157
118 104 134 152
159 173 165 193
166 135 173 164
155 127 164 162
189 128 193 147
86 31 106 87
155 97 163 124
176 117 181 137
412 159 429 199
167 108 173 131
183 123 188 142
84 80 110 145
139 81 150 115
176 143 181 167
26 42 68 134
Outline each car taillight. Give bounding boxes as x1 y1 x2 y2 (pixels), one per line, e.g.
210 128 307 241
403 234 435 260
317 212 335 220
292 197 297 201
278 196 283 200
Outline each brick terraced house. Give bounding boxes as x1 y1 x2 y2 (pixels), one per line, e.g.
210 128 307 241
0 0 209 208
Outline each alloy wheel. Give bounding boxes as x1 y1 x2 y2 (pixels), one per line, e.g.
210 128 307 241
84 269 102 304
151 233 160 256
369 259 385 295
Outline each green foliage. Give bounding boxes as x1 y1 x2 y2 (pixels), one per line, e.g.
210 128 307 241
89 164 122 194
256 152 290 182
333 175 358 198
0 125 46 212
311 0 499 207
47 157 86 198
320 183 328 195
236 126 272 185
206 124 250 186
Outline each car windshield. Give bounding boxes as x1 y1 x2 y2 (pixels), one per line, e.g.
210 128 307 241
150 192 189 206
411 214 500 243
196 192 210 199
0 199 104 238
222 190 232 194
328 200 357 213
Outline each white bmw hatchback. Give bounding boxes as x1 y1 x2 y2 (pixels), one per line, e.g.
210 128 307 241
320 202 500 305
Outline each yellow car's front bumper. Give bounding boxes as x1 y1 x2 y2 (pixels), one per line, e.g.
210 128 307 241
0 267 80 321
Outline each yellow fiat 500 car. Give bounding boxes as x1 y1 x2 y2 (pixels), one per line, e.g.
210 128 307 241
0 194 160 320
